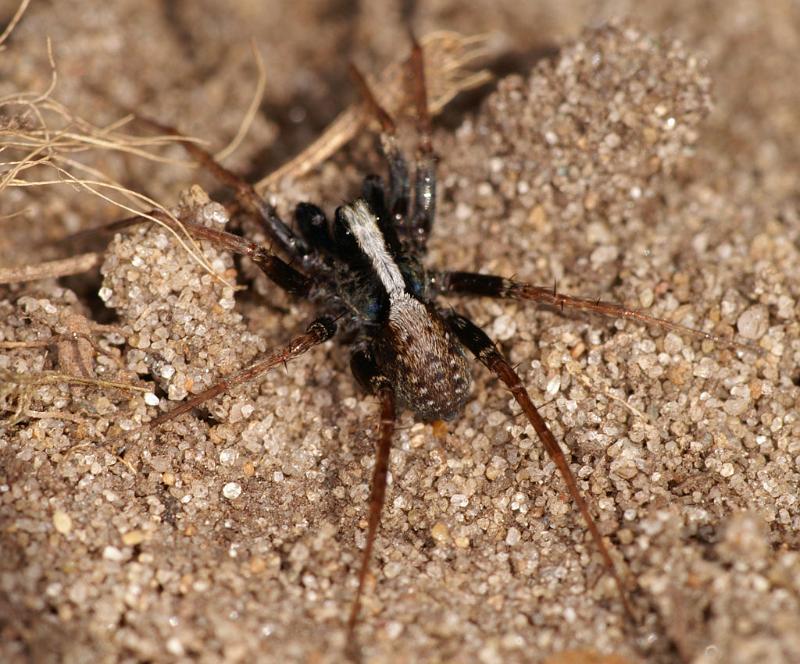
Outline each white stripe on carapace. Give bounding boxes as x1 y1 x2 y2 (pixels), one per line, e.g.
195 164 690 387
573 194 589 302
341 199 406 298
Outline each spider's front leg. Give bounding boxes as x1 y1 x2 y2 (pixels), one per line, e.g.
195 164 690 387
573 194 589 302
443 310 636 622
349 64 410 227
146 211 312 296
73 204 314 297
407 34 437 253
134 115 311 260
346 348 397 640
351 34 437 256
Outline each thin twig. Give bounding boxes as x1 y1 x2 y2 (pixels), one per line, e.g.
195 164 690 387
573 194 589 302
0 252 99 284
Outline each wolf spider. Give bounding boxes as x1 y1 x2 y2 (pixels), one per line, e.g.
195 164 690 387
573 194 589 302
109 37 738 648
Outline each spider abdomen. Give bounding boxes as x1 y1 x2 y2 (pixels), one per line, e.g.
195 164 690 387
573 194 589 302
379 296 471 421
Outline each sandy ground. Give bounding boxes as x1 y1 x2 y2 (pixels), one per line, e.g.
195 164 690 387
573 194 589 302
1 1 799 663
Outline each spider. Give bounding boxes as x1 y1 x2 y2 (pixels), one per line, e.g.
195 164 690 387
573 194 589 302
103 35 738 650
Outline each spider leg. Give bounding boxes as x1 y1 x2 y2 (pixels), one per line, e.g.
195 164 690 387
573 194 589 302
68 209 313 298
349 64 410 222
345 349 396 644
64 214 152 245
150 210 312 296
134 114 310 260
145 317 336 430
407 33 437 255
350 37 436 257
443 310 636 622
295 202 336 256
436 270 751 349
361 175 405 258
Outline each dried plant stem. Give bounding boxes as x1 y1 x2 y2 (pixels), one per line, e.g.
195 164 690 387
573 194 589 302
0 252 99 284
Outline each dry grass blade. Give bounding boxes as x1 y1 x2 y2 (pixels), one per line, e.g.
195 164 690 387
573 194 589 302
0 369 148 426
214 39 268 163
0 0 32 49
0 51 236 288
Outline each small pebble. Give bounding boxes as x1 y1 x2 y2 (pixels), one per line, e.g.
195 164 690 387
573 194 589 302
166 637 185 657
450 493 468 508
385 621 403 639
222 482 242 500
431 522 450 544
122 530 145 546
219 449 238 466
103 546 124 561
736 305 769 340
545 375 561 398
52 510 72 535
590 245 619 266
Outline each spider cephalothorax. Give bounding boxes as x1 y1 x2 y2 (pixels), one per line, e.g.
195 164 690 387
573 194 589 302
109 35 741 656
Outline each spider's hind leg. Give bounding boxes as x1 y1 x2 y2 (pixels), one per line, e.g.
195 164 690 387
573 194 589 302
346 348 397 642
442 310 636 622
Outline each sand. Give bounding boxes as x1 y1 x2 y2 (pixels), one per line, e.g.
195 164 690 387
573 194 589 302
1 2 799 663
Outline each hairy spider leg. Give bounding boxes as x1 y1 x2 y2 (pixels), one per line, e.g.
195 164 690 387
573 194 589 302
145 317 336 430
145 210 312 296
70 207 316 296
351 37 437 255
134 114 311 260
444 311 636 621
350 66 429 296
347 348 397 644
407 33 437 255
349 64 411 225
294 202 337 257
436 271 753 350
